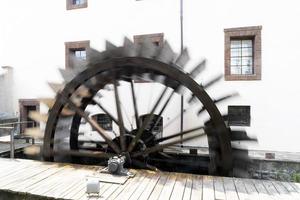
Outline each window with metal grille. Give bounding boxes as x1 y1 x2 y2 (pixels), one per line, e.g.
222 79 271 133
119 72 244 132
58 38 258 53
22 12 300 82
92 114 112 131
228 106 251 126
230 39 253 75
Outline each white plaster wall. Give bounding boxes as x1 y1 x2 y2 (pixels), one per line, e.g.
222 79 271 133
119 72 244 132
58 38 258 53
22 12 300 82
0 0 299 151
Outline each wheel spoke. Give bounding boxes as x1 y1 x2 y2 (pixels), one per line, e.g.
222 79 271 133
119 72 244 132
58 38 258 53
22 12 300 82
127 86 168 152
163 107 192 130
57 93 121 154
155 126 204 143
92 99 130 133
149 90 175 132
113 80 126 151
132 132 205 157
130 80 140 129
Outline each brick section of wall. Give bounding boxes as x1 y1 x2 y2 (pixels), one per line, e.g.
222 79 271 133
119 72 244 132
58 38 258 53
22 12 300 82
133 33 164 47
224 26 262 81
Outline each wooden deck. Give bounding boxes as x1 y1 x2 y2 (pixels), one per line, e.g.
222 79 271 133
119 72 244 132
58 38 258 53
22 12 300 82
0 158 299 200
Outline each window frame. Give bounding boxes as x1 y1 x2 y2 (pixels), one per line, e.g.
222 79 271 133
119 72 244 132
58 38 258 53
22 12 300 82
66 0 88 10
65 40 90 69
224 26 262 81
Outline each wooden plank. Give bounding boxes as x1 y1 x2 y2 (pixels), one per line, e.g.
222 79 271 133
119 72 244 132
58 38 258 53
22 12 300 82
170 173 187 200
106 171 143 200
27 166 76 195
280 181 300 200
44 169 82 198
0 162 43 188
63 178 88 200
290 182 300 193
12 166 65 192
129 171 155 200
262 180 282 200
213 176 226 200
272 181 294 200
137 172 160 200
99 183 120 200
233 178 250 200
0 160 35 179
114 171 146 200
54 167 99 199
44 168 96 199
0 160 25 176
190 175 203 200
202 176 215 200
1 158 300 200
2 164 54 190
60 180 84 199
243 179 260 200
157 173 177 200
58 167 99 199
251 179 274 200
182 174 193 200
223 177 239 200
147 173 169 200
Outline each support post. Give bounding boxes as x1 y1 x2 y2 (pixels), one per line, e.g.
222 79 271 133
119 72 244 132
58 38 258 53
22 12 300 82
10 128 15 159
180 0 184 144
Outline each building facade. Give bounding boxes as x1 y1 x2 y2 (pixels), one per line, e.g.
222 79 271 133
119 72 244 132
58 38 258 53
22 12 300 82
0 0 300 152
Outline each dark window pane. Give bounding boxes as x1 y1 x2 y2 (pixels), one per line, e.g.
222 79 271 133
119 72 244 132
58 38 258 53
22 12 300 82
92 114 112 131
228 106 251 126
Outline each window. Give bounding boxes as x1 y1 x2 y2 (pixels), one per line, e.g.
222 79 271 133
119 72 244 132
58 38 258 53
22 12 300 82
66 0 87 10
224 26 262 80
65 40 90 69
92 114 112 131
228 106 251 126
133 33 164 47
